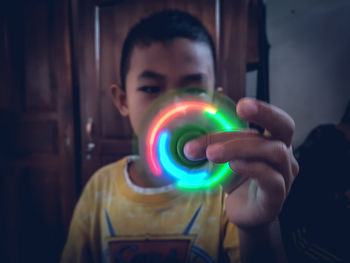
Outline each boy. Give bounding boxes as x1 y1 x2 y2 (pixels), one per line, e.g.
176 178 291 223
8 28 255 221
61 10 298 263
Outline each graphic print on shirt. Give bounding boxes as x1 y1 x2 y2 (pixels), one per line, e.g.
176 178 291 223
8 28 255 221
104 205 215 263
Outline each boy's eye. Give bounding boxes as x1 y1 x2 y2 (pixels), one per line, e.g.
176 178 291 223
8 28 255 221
138 86 161 94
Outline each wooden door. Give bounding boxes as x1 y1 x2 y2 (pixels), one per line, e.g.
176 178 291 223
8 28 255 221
73 0 258 185
0 0 76 262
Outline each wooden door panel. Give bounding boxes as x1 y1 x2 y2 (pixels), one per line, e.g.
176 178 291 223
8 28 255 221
1 0 76 262
14 120 59 155
1 166 66 262
247 0 259 65
75 0 255 184
22 3 57 112
220 0 249 100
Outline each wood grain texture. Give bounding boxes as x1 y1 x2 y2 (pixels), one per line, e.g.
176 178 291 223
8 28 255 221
247 0 259 65
0 0 77 262
219 0 249 102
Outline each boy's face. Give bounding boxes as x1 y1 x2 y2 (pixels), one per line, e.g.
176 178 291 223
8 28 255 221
112 38 215 134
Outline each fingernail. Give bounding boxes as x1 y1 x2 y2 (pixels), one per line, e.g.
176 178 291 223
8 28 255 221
184 141 200 160
239 98 258 117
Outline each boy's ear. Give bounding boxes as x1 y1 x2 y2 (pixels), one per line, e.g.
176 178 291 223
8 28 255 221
110 84 129 116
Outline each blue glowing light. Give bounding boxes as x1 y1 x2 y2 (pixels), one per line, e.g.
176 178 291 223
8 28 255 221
158 131 209 184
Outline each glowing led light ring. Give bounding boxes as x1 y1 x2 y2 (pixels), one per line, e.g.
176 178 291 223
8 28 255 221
144 99 242 189
158 131 209 182
146 101 219 175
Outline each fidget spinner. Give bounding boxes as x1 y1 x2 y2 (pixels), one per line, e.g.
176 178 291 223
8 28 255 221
135 88 248 190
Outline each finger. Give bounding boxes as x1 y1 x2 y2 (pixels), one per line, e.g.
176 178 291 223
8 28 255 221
237 98 295 147
206 137 293 191
225 161 286 224
229 160 286 199
222 171 249 194
288 146 299 194
290 146 299 176
183 129 260 160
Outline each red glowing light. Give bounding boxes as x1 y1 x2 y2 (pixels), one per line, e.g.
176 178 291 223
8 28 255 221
146 101 217 175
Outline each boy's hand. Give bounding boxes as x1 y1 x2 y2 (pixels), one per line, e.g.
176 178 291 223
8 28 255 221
184 98 299 229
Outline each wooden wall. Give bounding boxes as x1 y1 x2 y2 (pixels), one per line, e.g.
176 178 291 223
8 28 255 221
0 0 77 262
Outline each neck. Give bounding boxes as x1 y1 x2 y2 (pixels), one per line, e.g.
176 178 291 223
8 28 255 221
128 159 174 188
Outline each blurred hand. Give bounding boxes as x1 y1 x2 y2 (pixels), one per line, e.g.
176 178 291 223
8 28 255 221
184 98 299 229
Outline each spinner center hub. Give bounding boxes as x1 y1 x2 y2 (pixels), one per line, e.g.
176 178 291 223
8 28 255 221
135 88 248 190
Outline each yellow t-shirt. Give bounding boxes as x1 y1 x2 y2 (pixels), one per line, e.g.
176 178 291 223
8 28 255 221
61 156 240 263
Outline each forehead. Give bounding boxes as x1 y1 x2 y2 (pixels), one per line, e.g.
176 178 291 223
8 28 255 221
127 38 215 80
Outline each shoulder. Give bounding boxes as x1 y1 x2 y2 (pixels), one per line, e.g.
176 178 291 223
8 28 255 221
296 124 342 156
82 157 128 196
93 157 127 180
72 157 129 218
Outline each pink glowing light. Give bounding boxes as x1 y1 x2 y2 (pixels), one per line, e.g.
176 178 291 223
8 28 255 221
146 101 217 175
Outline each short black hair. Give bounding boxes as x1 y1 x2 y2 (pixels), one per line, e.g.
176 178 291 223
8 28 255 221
120 10 216 90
